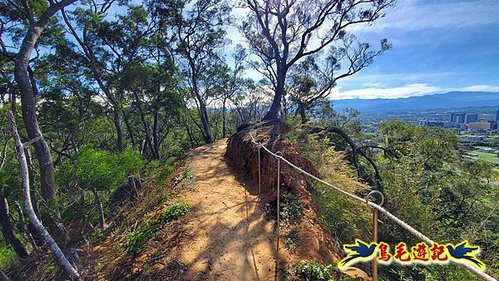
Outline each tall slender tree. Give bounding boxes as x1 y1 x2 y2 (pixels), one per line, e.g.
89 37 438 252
62 3 154 151
242 0 395 120
174 0 231 143
1 0 77 211
0 0 80 264
288 35 390 123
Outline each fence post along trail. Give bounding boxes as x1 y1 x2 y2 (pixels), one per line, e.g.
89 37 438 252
366 190 384 281
249 132 497 281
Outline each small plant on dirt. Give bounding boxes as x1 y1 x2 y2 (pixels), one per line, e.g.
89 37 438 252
92 228 105 241
125 202 189 253
265 191 303 227
281 192 303 224
40 260 58 280
295 260 334 281
144 188 172 212
284 228 300 250
181 168 192 182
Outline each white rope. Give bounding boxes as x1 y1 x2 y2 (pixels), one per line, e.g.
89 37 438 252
248 132 497 281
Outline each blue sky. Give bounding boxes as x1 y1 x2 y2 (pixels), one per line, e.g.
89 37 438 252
13 0 496 101
328 0 499 100
228 0 499 99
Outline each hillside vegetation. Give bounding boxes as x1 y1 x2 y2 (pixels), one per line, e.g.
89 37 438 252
1 0 498 280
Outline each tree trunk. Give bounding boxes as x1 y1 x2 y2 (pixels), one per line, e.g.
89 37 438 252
222 98 227 138
128 177 138 201
14 14 75 259
16 86 56 201
12 3 80 274
297 102 307 124
132 92 156 159
13 201 40 250
9 92 16 118
0 197 29 259
113 108 125 152
122 110 136 149
263 88 282 121
263 67 286 121
281 91 289 118
235 104 245 125
7 111 80 280
0 271 11 281
197 99 212 143
14 24 57 202
183 119 196 148
152 111 160 159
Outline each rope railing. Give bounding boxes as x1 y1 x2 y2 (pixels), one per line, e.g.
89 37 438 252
249 132 497 281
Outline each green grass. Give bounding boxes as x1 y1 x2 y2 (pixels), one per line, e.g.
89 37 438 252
295 260 348 281
125 202 189 253
468 151 499 164
0 244 17 271
474 145 495 149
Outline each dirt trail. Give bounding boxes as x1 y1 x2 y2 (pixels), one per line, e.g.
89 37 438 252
166 139 276 281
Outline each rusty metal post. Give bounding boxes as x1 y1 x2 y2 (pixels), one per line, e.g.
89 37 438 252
372 208 378 281
275 154 281 281
365 190 384 281
258 146 261 194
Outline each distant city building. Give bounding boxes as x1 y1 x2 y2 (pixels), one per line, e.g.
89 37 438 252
450 113 466 123
456 113 466 123
496 110 499 122
419 120 444 127
443 122 458 128
487 120 496 130
465 113 478 123
466 122 491 131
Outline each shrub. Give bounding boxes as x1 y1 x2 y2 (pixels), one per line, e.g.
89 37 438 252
280 192 303 225
312 182 371 244
265 191 302 227
144 159 176 185
125 202 189 253
59 147 144 223
60 148 143 193
295 260 334 281
285 228 299 250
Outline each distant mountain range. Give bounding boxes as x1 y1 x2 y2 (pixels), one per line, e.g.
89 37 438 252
332 91 499 113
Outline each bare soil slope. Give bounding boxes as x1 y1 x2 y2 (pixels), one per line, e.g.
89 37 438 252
164 139 277 280
76 133 368 280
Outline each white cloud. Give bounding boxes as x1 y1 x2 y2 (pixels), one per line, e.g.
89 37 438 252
340 71 456 85
331 83 499 100
461 85 499 92
353 0 499 34
333 83 440 100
